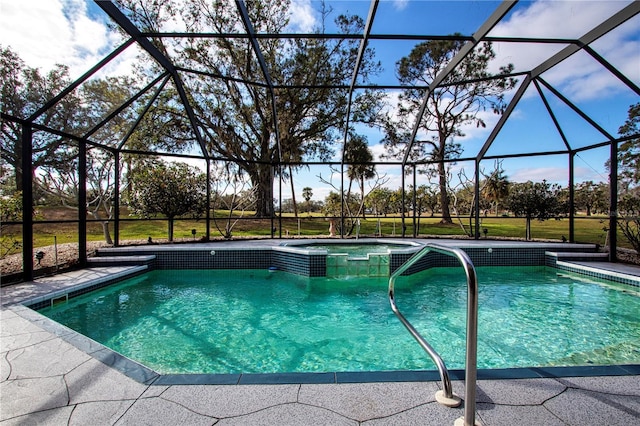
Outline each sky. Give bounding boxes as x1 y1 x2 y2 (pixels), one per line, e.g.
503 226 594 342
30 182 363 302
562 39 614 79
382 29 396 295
1 0 638 202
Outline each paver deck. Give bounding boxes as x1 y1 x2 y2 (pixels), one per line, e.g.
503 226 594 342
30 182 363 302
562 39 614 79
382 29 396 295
2 239 639 425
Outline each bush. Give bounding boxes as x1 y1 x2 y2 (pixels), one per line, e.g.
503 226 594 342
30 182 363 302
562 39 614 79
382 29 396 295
618 194 640 253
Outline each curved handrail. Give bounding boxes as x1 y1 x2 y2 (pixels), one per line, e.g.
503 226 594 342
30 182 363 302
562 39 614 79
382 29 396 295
388 243 478 425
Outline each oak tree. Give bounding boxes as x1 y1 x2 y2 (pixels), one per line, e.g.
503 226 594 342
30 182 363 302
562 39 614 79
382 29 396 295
505 180 566 241
128 161 207 242
0 46 81 191
116 0 383 217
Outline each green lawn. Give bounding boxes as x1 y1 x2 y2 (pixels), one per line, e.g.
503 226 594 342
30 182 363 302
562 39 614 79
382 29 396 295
96 213 620 248
2 209 630 256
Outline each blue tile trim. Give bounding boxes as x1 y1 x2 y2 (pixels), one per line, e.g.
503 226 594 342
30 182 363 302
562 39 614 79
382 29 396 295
151 364 640 385
389 247 553 275
621 364 640 374
271 251 326 276
336 370 441 383
239 372 336 385
554 261 640 288
102 249 273 270
153 374 241 385
95 246 634 285
530 365 637 378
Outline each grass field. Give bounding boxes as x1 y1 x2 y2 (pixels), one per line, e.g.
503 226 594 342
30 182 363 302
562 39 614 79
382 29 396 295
3 207 630 255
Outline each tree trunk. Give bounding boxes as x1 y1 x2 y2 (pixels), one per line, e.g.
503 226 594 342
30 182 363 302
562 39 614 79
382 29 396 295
469 202 475 237
289 165 298 218
101 221 113 245
345 178 354 221
12 136 24 192
88 211 113 245
252 164 274 218
360 178 366 219
168 218 174 242
14 166 23 192
438 160 452 224
525 216 531 241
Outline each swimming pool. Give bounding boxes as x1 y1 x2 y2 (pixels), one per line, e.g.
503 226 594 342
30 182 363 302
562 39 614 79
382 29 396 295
39 266 640 375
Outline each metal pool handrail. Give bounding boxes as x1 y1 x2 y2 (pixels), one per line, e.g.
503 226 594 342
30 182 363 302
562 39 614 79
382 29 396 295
388 243 479 426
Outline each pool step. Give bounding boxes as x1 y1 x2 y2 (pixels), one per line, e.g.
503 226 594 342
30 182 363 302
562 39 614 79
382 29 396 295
545 251 609 262
87 255 156 267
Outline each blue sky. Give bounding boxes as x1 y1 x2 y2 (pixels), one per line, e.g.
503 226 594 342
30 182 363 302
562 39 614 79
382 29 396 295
1 0 638 201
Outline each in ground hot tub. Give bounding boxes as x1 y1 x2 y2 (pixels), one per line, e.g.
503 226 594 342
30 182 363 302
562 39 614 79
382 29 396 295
275 239 422 277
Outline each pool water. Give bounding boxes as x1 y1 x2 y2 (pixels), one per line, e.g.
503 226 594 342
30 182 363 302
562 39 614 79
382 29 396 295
39 267 640 375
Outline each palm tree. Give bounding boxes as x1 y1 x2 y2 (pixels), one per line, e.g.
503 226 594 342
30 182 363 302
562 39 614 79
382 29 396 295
344 135 376 218
302 187 313 213
482 163 510 216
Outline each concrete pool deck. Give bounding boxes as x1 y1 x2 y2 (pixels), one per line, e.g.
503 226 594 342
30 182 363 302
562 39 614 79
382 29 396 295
2 239 640 425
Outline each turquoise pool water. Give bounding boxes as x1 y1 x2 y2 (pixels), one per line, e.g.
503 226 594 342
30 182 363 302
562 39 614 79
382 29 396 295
39 267 640 375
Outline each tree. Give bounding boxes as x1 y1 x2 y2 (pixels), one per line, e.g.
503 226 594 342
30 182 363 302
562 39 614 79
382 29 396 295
35 74 142 245
618 194 640 253
319 161 388 235
389 188 406 216
615 103 640 253
482 162 510 215
0 46 82 191
451 184 475 216
366 187 394 217
410 184 439 234
574 181 608 216
1 48 151 245
280 198 295 214
116 0 383 218
39 148 118 245
302 187 313 213
0 191 22 257
322 191 362 235
344 134 376 219
382 36 515 224
505 181 566 240
209 162 257 239
128 162 207 241
617 102 640 189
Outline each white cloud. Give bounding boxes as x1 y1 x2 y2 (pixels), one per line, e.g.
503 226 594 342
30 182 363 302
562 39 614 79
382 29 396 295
1 0 71 70
549 59 626 101
392 0 410 11
456 109 500 142
508 165 604 184
491 1 631 40
369 142 389 162
0 0 121 79
509 166 570 183
489 0 639 102
288 0 317 33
